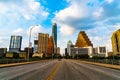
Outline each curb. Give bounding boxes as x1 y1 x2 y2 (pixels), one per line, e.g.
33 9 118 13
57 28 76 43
0 60 48 68
76 60 120 70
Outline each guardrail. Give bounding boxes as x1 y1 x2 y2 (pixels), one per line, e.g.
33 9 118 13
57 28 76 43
83 59 120 65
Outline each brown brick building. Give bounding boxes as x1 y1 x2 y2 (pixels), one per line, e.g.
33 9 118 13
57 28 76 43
38 33 49 54
47 36 54 55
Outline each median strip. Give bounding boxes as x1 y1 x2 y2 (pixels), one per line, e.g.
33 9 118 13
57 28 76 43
47 61 62 80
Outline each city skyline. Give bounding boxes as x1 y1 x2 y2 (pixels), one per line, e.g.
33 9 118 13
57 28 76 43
0 0 120 54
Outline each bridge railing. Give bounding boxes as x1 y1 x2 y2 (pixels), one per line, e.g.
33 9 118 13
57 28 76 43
83 59 120 65
0 58 45 64
0 59 27 64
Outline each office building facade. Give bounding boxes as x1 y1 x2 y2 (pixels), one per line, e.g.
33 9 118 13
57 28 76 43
9 35 22 52
38 33 49 54
52 23 57 54
34 40 38 53
70 46 93 58
111 29 120 55
0 48 7 58
92 46 108 57
24 47 34 58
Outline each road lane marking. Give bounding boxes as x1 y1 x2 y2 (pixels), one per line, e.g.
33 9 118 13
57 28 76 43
46 61 62 80
0 61 55 80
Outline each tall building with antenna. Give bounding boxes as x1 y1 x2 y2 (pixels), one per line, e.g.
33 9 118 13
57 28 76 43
52 23 57 54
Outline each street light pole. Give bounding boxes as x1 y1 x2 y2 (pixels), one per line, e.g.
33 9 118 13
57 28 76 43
28 26 36 61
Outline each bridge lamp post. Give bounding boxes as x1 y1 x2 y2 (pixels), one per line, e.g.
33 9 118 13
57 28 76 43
28 25 38 61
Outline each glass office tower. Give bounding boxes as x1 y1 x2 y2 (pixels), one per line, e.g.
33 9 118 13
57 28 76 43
52 23 57 54
9 36 22 52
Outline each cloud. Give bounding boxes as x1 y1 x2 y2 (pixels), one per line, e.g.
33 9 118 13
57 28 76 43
53 0 89 36
107 0 113 4
54 1 88 21
0 37 10 49
0 0 49 20
0 0 49 33
0 0 50 49
0 38 3 43
53 0 120 35
93 7 104 18
53 0 120 53
87 22 120 51
13 28 24 35
60 24 75 36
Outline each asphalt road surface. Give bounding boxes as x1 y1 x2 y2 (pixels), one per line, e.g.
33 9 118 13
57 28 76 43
0 59 120 80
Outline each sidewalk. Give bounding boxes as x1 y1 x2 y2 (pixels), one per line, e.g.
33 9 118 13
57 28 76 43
77 60 120 70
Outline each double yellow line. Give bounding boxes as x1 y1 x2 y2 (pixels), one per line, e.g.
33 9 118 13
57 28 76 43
47 61 62 80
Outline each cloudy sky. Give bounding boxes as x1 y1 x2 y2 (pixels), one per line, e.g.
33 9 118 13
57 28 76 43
0 0 120 54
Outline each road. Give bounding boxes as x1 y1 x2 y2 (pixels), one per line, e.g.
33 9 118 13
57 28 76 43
0 59 120 80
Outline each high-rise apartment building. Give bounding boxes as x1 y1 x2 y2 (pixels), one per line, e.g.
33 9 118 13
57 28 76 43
111 29 120 55
67 40 73 56
75 31 93 47
9 35 22 52
47 36 54 55
38 33 49 54
52 23 57 54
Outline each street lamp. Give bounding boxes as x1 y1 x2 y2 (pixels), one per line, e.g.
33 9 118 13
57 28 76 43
28 26 36 61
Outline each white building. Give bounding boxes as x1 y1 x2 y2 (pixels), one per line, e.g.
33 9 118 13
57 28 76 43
70 46 93 58
92 46 108 57
67 40 73 56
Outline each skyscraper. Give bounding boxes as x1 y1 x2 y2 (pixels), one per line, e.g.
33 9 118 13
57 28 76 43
52 23 57 54
111 29 120 55
38 33 49 54
75 31 93 47
9 35 22 52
